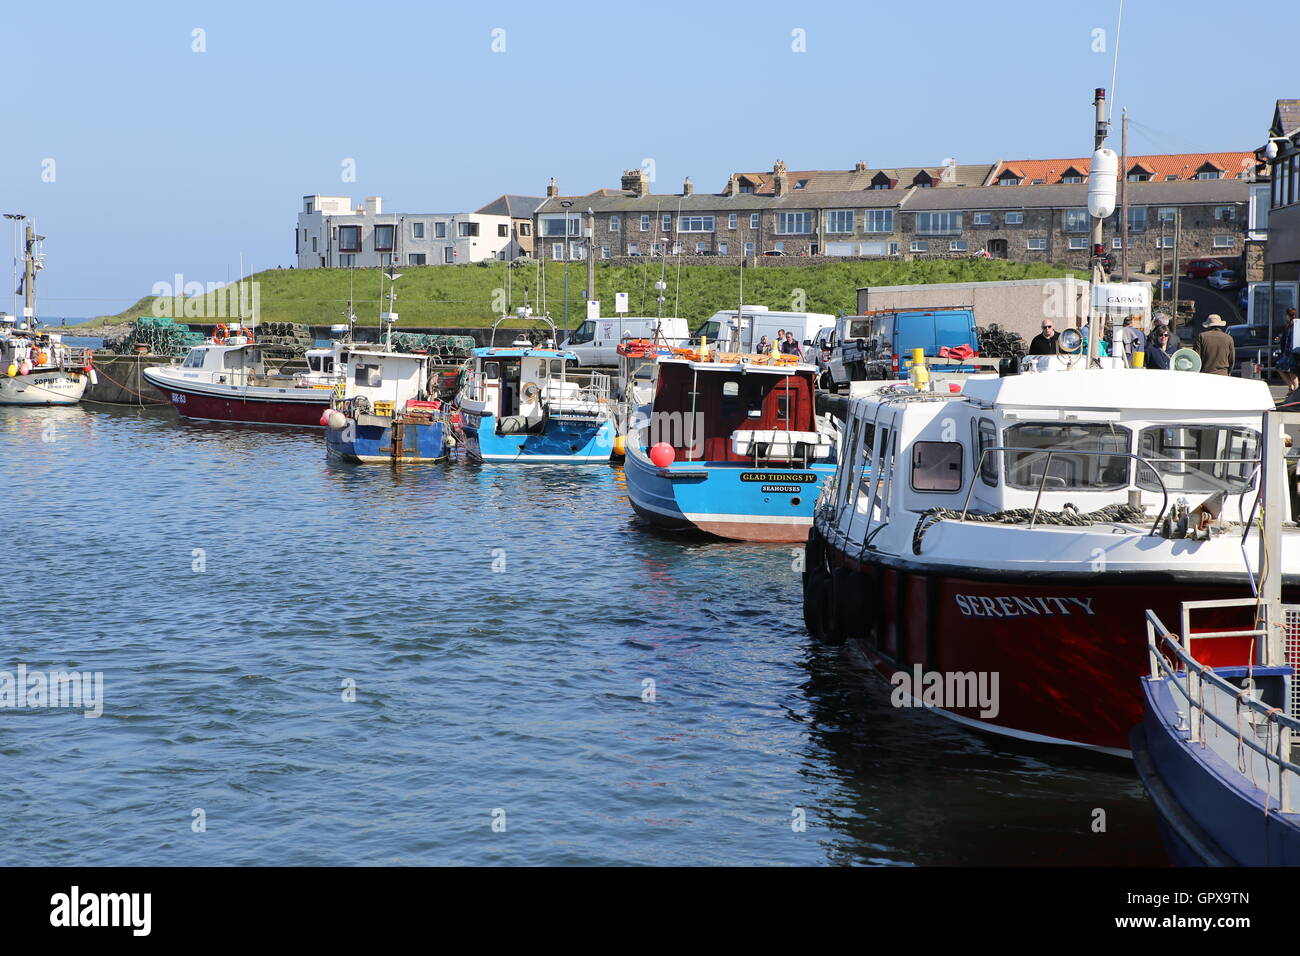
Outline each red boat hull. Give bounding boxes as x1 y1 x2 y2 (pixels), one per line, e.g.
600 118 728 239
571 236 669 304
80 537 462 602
156 382 330 427
817 539 1279 754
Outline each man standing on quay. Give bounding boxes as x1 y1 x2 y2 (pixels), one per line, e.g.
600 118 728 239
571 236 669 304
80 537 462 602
1193 314 1235 376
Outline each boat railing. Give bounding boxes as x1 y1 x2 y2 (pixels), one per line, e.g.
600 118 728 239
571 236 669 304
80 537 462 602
461 370 487 403
1146 601 1300 813
960 445 1253 535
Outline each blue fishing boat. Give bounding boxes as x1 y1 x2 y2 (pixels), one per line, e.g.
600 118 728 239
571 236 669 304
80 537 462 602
623 348 836 542
1132 408 1300 865
454 317 615 464
324 346 449 463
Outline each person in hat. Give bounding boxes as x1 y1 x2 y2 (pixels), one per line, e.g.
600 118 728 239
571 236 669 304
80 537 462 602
1193 314 1235 376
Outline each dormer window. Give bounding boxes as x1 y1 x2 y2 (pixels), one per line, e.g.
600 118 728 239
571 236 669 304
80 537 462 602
794 179 808 189
998 173 1022 186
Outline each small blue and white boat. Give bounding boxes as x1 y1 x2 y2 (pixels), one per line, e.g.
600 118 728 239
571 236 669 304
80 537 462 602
324 346 449 463
623 347 835 542
1132 408 1300 865
454 317 615 464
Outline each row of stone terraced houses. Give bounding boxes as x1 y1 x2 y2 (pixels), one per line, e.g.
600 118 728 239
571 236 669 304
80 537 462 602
531 154 1265 275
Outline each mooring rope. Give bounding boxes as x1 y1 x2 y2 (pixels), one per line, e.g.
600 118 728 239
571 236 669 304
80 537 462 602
911 502 1147 555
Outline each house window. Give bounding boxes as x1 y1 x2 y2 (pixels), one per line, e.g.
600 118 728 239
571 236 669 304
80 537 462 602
640 215 650 232
1126 207 1147 233
1069 237 1088 250
600 245 610 259
750 213 760 229
551 243 563 260
338 225 361 252
744 242 754 256
1213 235 1234 248
863 209 894 233
518 222 531 237
373 225 394 250
570 242 584 259
408 253 426 265
772 241 784 252
435 222 447 238
498 224 508 238
1197 170 1223 180
776 212 812 234
379 254 393 265
949 239 967 252
412 222 425 239
1157 236 1174 249
672 241 682 255
910 240 928 252
972 212 992 225
1127 171 1151 182
311 237 317 252
650 242 662 256
719 241 729 255
541 216 569 237
1214 206 1237 222
662 214 672 233
740 184 755 193
728 214 737 229
1005 211 1024 225
339 254 355 267
1027 238 1047 251
678 216 715 232
826 210 854 233
1062 175 1084 184
628 242 639 255
916 212 961 235
1063 209 1090 233
998 174 1022 186
443 247 454 263
1158 207 1177 222
695 241 707 254
609 215 620 232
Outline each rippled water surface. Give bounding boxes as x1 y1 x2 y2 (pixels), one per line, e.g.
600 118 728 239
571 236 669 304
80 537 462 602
0 405 1167 865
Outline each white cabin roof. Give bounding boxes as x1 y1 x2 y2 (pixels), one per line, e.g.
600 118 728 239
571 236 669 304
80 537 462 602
960 368 1273 414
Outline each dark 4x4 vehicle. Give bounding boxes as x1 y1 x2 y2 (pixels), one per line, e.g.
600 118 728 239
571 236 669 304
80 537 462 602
1228 324 1272 376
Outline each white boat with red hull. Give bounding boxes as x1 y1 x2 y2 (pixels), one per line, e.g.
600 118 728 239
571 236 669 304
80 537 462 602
144 326 342 427
805 365 1299 756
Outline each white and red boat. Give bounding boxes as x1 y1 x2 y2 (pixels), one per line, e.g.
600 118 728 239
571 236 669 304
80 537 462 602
804 360 1299 756
144 326 341 426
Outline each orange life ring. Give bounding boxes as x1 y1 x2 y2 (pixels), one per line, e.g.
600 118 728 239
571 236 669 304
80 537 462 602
212 323 229 344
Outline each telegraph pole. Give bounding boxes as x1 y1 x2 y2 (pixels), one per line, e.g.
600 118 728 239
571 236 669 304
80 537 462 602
1171 209 1183 342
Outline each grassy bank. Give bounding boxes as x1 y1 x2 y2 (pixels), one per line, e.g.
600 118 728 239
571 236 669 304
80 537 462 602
82 258 1086 330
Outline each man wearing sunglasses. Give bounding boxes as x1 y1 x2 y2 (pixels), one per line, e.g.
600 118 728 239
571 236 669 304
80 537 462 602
1028 320 1061 355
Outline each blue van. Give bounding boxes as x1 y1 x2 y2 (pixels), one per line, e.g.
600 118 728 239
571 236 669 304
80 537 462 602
830 307 979 383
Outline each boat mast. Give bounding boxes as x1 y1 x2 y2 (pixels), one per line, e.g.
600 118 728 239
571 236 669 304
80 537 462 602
1088 87 1111 364
23 223 38 330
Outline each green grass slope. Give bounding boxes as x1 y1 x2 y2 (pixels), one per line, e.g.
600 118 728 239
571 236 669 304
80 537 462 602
91 258 1086 329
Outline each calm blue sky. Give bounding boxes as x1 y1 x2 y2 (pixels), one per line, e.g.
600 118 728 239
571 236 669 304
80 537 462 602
1 0 1294 317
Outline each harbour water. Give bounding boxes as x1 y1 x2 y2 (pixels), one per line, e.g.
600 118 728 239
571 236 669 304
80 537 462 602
1 404 1167 865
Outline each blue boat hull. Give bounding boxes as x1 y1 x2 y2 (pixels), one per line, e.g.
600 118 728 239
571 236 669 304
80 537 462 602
325 418 448 463
460 412 614 464
1134 669 1300 866
623 442 834 542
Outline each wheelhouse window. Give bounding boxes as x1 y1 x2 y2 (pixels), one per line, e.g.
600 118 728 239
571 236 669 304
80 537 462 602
1004 423 1132 490
183 349 206 368
911 441 964 492
1136 426 1260 493
975 418 998 486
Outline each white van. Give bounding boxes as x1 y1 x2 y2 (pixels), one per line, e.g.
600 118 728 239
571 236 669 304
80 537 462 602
695 306 835 358
561 316 690 366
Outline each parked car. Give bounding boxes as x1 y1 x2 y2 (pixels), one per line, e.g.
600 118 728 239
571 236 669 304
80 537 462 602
1228 324 1272 377
1207 269 1240 290
1185 258 1225 279
761 250 786 257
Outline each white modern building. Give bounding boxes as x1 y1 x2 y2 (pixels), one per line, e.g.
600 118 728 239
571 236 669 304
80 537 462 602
296 195 526 268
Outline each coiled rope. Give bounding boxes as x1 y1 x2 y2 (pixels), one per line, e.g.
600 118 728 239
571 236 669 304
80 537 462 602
912 502 1148 555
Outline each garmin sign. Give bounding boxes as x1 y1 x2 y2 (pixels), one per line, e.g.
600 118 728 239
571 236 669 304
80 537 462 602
1091 282 1151 312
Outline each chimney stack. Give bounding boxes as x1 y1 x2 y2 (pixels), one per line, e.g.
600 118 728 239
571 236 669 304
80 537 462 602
725 173 739 196
773 159 789 197
364 196 383 215
620 168 649 198
854 161 867 173
546 177 558 198
682 177 693 196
